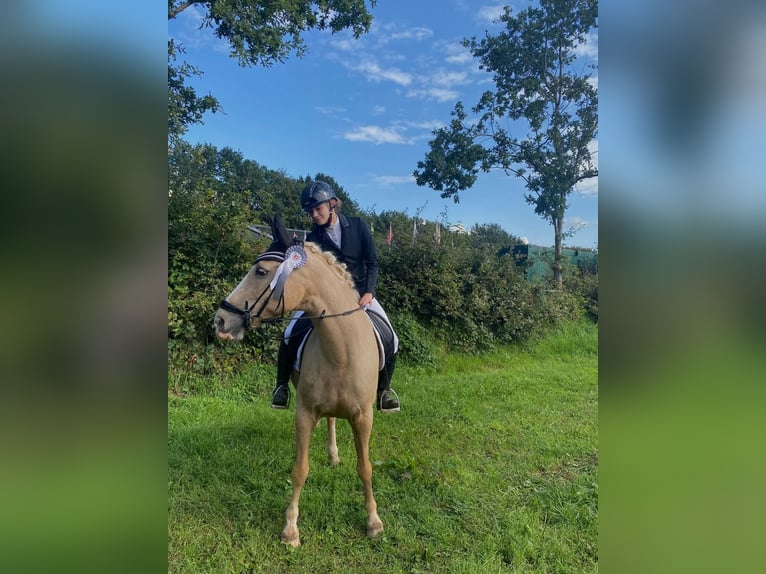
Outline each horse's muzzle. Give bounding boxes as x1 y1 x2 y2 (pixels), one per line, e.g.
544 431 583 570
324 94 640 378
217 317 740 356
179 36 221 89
213 313 245 341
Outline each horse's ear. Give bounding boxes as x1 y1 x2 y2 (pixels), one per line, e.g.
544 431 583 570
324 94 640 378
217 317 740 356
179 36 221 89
270 214 292 252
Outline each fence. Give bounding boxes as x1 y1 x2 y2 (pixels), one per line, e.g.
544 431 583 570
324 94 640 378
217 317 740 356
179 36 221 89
510 244 598 281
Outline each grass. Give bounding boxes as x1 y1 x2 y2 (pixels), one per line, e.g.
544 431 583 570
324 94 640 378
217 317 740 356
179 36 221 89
168 320 598 573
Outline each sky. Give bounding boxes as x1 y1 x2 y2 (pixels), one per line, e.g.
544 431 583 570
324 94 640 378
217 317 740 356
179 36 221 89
169 1 599 249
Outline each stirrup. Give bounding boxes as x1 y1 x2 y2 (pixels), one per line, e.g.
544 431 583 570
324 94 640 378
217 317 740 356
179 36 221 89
271 385 290 409
378 388 400 412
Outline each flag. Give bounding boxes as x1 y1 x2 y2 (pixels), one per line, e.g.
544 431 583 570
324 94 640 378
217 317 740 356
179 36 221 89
386 223 394 245
434 221 441 246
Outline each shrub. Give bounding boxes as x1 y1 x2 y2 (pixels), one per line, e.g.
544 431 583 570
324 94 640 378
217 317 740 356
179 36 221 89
388 312 436 367
167 141 598 377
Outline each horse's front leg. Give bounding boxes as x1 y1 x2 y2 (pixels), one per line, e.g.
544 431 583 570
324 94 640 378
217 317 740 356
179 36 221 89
281 409 315 547
350 411 384 538
326 417 340 467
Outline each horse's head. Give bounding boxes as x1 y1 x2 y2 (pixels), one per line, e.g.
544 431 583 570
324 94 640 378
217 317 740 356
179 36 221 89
213 215 302 341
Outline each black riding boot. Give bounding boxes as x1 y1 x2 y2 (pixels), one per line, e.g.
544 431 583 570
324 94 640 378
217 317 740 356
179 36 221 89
376 353 400 412
271 317 313 409
271 341 293 409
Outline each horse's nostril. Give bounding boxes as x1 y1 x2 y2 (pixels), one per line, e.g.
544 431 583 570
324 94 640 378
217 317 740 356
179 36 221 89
214 315 224 331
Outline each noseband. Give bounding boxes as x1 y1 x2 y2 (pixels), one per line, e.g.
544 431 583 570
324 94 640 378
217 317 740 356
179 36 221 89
218 243 364 332
218 250 287 331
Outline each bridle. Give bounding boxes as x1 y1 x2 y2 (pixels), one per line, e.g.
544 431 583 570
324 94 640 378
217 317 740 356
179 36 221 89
218 250 287 331
218 246 365 332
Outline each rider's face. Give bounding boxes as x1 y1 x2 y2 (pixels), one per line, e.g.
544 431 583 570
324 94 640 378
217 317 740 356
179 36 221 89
308 201 332 226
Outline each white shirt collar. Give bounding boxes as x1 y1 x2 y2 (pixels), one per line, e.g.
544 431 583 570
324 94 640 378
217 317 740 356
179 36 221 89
326 216 342 247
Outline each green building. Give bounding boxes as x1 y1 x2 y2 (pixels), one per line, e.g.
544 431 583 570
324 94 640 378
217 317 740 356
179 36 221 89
510 244 597 282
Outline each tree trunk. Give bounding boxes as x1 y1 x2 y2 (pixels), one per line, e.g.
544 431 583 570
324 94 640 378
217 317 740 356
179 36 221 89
553 216 563 289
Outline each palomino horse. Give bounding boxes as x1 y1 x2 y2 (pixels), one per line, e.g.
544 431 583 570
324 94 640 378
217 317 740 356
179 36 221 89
213 216 384 547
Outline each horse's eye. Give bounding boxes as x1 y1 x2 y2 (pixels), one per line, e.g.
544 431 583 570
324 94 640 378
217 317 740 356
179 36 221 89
255 266 269 277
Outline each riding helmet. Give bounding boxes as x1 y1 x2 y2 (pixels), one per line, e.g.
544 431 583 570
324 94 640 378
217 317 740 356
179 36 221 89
300 181 337 212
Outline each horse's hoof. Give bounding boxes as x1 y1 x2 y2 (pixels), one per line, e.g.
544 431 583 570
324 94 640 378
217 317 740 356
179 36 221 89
281 529 301 547
367 520 384 538
330 456 340 467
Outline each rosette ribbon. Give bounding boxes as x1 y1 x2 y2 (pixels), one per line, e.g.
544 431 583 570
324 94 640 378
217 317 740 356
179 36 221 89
269 244 307 301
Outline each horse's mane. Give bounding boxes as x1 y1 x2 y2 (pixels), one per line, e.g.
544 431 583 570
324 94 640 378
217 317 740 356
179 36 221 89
304 242 358 295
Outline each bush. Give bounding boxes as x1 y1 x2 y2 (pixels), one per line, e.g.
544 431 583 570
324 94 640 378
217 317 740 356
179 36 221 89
388 312 436 367
167 141 598 378
562 265 599 322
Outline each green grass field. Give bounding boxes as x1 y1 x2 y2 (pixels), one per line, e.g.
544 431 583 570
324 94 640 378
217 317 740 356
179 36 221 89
168 321 598 573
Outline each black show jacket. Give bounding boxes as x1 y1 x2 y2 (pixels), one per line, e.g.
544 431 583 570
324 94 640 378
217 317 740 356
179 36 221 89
307 213 379 297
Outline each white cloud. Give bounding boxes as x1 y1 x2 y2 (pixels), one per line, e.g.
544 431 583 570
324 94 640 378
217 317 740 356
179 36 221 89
343 125 409 144
575 178 599 197
565 216 588 228
174 4 205 28
440 42 473 65
432 70 469 88
384 27 434 43
574 32 598 59
393 64 471 102
316 106 347 115
342 119 444 145
328 37 358 52
444 42 474 65
563 215 598 244
350 60 413 86
394 119 446 142
404 120 445 131
588 139 599 164
372 174 416 185
406 87 460 102
477 4 507 24
427 88 460 102
171 4 228 53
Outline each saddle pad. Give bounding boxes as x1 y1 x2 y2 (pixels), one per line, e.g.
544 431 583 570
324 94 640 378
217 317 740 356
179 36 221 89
293 311 390 372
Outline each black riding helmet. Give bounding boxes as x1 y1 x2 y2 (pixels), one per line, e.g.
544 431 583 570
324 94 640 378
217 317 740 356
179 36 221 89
301 181 337 212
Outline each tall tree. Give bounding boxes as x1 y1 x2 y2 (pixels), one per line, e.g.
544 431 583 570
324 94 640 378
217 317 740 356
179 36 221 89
413 0 598 288
168 0 377 142
168 39 222 144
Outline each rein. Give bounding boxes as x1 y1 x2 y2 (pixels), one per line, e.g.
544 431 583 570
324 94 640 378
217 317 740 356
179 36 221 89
220 297 365 332
218 244 365 331
277 306 365 323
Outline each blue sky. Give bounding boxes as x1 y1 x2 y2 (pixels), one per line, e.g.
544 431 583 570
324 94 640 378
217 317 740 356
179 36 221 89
169 1 598 249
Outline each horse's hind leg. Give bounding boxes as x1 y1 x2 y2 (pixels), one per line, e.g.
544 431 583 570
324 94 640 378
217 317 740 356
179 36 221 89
281 409 315 547
327 417 340 467
350 413 384 538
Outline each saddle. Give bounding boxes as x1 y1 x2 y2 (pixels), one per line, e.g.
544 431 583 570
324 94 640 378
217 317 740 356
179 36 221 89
293 309 394 372
366 309 395 370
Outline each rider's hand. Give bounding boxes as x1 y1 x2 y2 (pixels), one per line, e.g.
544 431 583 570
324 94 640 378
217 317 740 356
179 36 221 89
359 293 373 307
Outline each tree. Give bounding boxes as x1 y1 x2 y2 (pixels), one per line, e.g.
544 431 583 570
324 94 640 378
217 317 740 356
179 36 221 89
168 0 377 141
168 39 222 144
470 223 521 251
413 0 598 288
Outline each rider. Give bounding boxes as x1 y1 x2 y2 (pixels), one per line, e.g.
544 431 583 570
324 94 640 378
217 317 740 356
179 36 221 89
270 181 401 413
